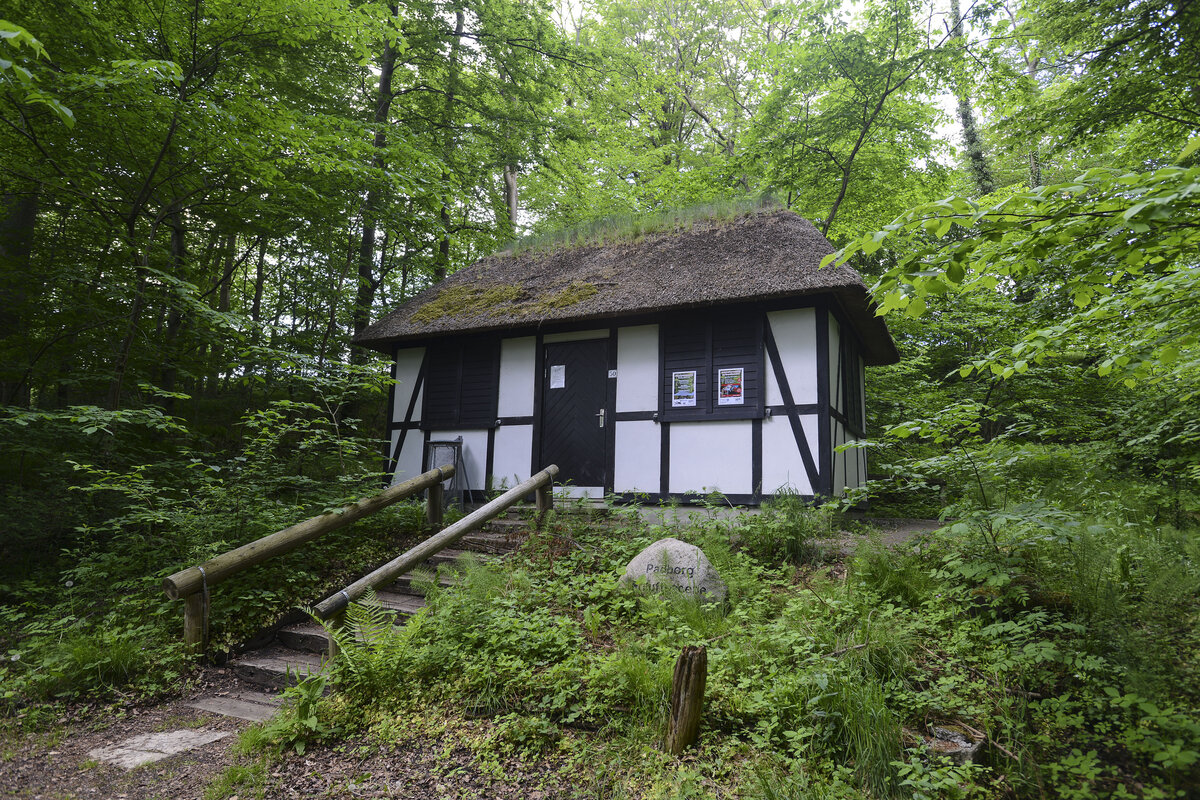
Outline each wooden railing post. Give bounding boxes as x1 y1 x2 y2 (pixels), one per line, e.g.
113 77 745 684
534 482 553 529
326 611 344 659
183 593 206 653
426 481 444 529
535 484 553 513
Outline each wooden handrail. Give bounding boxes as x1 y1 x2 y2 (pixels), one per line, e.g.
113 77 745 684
313 464 558 620
164 464 455 650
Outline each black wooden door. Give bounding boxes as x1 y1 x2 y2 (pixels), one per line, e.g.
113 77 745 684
541 340 609 487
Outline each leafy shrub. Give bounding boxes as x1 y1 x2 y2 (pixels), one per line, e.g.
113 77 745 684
740 490 832 565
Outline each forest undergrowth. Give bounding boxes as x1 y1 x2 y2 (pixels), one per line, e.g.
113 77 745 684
219 452 1198 800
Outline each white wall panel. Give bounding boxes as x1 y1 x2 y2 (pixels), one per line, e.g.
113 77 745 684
614 420 660 492
761 414 818 496
498 337 535 417
669 421 753 495
428 429 489 493
392 347 425 422
491 424 533 489
616 325 659 412
766 309 817 406
389 430 424 485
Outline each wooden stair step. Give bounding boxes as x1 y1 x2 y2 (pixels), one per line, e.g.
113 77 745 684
277 622 330 653
374 590 427 616
388 571 457 594
461 530 528 553
187 691 282 722
230 646 327 690
421 547 498 567
483 518 530 530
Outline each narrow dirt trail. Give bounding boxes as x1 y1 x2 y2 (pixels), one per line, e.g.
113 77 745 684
2 667 574 800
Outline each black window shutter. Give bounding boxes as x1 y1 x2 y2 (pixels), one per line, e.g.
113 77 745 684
661 312 762 421
421 338 499 429
662 317 709 418
458 339 500 426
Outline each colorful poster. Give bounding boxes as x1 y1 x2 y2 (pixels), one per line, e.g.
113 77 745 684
672 370 697 407
550 364 566 389
718 367 744 405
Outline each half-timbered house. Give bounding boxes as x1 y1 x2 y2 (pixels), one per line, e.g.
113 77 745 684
355 209 899 504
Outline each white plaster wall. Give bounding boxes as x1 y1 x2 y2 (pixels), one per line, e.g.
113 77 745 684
389 430 424 485
614 420 660 492
427 429 489 493
766 309 817 406
761 413 818 496
616 325 659 412
491 424 532 489
392 347 425 422
669 421 753 495
498 337 535 417
543 329 609 343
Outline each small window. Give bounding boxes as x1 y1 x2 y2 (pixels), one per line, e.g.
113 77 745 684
661 313 763 421
422 338 500 428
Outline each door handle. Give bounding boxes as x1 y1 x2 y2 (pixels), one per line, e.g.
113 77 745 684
596 408 606 428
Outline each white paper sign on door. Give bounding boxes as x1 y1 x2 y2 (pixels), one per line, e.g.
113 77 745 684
550 364 566 388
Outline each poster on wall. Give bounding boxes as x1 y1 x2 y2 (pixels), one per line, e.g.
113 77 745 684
671 370 697 407
718 367 744 405
550 364 566 389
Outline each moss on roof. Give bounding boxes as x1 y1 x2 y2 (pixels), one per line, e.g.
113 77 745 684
358 209 899 365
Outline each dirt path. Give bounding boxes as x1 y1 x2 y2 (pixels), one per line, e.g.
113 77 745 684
1 667 574 800
2 670 251 800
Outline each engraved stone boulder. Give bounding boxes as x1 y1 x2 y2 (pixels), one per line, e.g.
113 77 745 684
620 538 727 602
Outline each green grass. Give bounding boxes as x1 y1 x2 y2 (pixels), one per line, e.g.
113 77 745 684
245 489 1199 799
507 195 783 256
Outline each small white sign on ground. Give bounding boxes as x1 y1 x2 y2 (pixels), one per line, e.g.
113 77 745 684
89 729 230 769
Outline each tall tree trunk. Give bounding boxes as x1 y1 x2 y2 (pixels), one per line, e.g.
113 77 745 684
0 193 38 407
351 4 400 362
435 5 466 283
949 0 995 196
161 215 189 411
108 213 154 410
502 163 519 237
208 233 235 395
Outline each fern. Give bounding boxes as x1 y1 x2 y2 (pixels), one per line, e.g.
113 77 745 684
314 591 418 703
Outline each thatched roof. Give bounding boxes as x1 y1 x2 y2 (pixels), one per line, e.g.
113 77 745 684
356 210 899 365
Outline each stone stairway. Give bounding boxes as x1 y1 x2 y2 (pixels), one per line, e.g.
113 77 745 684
219 507 542 695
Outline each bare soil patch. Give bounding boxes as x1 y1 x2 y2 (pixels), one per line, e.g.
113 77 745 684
1 668 575 800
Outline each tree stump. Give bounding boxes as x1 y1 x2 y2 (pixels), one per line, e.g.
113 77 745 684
665 645 707 755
